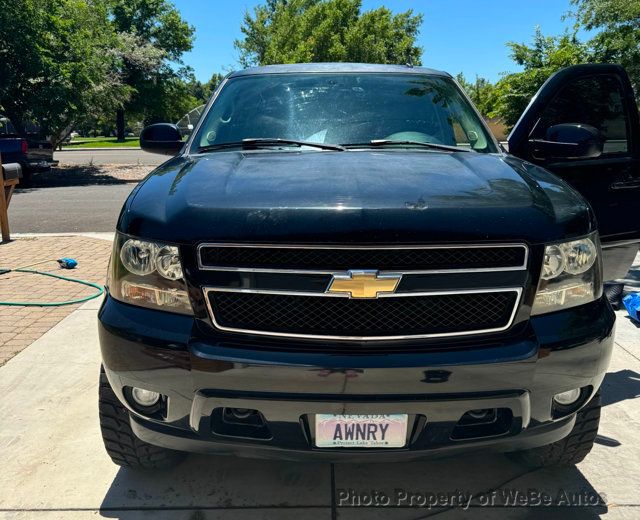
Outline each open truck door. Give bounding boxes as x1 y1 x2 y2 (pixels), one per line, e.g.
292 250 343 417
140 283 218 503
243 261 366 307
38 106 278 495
508 64 640 281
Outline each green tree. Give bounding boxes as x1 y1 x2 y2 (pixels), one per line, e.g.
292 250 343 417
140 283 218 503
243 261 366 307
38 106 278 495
571 0 640 93
141 73 198 124
107 0 195 139
491 28 591 127
188 72 226 105
235 0 423 67
0 0 129 146
455 73 496 116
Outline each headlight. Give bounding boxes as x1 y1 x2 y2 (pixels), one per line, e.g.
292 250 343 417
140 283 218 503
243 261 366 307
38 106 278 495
120 239 158 275
532 233 602 315
107 234 193 315
155 245 184 280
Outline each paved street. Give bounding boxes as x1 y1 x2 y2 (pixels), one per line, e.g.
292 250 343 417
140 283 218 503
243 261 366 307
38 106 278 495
56 149 166 166
8 184 136 232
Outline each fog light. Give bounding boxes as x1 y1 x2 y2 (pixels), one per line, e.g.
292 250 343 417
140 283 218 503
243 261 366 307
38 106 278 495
553 388 581 406
131 387 160 407
229 408 254 420
467 409 491 420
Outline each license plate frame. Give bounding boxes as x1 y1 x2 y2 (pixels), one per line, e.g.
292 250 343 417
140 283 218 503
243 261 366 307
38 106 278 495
315 414 409 448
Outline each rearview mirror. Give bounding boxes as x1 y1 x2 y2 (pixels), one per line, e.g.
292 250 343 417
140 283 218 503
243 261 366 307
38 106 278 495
529 123 604 160
140 123 184 156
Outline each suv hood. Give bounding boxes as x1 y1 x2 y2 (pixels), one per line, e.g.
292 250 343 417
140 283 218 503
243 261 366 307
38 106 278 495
119 150 594 244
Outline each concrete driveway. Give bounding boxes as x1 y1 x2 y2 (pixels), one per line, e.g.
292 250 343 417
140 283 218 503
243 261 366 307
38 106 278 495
0 303 639 519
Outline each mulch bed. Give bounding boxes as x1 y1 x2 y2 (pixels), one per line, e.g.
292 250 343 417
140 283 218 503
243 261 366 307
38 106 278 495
19 164 153 188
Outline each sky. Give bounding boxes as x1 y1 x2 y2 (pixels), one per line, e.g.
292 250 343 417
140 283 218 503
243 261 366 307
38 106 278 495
173 0 590 83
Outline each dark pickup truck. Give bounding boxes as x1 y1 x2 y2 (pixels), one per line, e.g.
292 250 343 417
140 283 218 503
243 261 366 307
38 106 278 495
0 124 57 181
98 63 639 470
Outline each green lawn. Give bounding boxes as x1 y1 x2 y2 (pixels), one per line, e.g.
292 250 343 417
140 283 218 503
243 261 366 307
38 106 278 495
63 137 140 148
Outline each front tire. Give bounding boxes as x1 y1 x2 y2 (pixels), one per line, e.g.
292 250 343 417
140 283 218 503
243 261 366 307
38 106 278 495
604 282 624 308
18 163 32 186
507 392 601 467
98 367 185 469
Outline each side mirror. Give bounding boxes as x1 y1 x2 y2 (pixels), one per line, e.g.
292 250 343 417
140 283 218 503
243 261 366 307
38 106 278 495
529 123 604 160
140 123 184 156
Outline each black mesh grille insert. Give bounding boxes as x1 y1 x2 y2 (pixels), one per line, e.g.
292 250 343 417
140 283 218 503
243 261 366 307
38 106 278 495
199 246 526 271
208 291 518 338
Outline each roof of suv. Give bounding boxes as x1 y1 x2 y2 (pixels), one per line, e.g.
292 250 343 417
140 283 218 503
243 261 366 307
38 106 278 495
227 63 450 78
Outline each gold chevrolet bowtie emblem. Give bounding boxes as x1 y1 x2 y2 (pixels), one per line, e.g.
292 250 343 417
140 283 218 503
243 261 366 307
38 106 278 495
327 270 401 299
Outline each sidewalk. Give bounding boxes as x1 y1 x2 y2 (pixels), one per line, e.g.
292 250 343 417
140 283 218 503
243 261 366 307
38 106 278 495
0 235 112 365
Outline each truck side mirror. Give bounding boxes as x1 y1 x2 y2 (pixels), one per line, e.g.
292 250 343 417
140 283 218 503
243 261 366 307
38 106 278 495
140 123 184 156
529 123 604 160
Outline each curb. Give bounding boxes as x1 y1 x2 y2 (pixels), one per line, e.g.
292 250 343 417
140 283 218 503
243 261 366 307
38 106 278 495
11 232 115 241
17 176 142 184
58 147 141 152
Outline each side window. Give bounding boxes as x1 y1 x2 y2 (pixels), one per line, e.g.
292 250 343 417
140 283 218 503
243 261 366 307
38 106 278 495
533 75 629 155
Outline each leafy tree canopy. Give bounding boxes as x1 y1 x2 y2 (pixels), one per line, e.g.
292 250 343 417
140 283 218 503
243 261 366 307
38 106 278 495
107 0 195 135
0 0 198 143
483 1 640 129
235 0 423 67
109 0 194 61
571 0 640 91
188 73 226 105
0 0 129 145
455 73 495 117
490 28 591 127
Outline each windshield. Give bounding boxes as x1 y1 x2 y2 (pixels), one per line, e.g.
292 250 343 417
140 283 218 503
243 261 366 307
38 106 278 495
191 73 497 153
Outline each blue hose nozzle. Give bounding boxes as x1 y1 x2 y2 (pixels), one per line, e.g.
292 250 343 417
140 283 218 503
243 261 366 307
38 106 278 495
57 258 78 269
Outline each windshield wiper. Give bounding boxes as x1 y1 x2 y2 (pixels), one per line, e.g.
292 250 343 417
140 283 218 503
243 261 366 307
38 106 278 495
197 138 345 153
343 140 471 152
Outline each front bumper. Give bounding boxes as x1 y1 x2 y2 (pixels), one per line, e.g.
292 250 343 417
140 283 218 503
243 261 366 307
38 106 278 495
26 159 57 172
98 295 614 462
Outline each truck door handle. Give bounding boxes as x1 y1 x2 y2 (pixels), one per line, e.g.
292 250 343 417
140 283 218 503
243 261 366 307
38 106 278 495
610 180 640 190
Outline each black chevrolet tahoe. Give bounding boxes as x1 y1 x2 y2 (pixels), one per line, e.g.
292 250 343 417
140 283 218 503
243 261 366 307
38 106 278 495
98 63 640 469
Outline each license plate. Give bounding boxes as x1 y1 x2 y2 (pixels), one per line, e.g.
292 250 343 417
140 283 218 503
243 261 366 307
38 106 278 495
315 414 408 448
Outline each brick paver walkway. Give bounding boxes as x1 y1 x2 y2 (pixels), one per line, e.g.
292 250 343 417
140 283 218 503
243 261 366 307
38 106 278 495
0 236 112 365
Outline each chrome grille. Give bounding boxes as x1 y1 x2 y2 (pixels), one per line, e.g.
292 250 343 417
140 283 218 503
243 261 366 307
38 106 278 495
206 289 521 340
199 243 527 341
198 244 528 272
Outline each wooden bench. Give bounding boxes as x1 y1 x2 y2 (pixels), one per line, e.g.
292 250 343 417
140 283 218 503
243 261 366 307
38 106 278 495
0 153 21 242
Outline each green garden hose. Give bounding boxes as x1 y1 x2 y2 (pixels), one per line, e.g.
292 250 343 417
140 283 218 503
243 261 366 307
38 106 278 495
0 268 104 307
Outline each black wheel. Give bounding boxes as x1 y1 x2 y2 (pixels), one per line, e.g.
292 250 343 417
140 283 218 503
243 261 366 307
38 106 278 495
18 164 32 186
507 392 601 467
98 366 185 469
604 283 624 308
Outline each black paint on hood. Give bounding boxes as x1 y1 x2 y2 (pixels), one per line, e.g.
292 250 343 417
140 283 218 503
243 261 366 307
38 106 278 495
118 150 594 245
